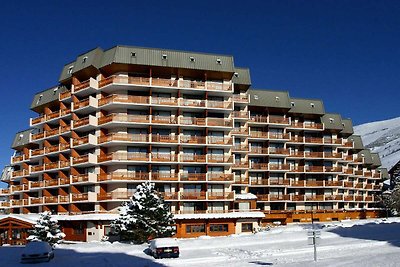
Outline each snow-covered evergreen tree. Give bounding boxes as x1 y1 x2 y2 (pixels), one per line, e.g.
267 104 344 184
111 181 175 243
27 211 66 246
378 184 400 216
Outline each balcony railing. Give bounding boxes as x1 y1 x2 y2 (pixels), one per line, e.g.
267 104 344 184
98 152 149 162
98 75 232 91
98 172 149 181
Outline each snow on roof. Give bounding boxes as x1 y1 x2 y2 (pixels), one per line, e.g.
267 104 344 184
53 214 119 221
0 214 40 224
174 211 265 220
151 238 179 247
235 193 257 200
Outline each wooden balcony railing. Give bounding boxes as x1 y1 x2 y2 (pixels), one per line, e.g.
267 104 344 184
208 192 234 200
181 192 207 200
180 154 206 162
98 152 149 162
208 173 233 181
151 173 179 181
98 172 149 181
180 173 207 181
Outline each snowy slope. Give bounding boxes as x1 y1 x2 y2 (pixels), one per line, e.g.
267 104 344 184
354 116 400 170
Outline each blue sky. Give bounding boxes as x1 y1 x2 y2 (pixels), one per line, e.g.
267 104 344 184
0 0 399 173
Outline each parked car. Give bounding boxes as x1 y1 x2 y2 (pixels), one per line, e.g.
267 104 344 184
149 238 179 259
21 241 54 263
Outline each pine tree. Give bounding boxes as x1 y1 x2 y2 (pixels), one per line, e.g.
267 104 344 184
378 184 400 216
111 181 175 243
27 211 66 246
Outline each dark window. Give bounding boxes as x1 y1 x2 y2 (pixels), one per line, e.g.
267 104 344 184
73 223 84 235
241 223 253 232
209 224 228 232
186 224 205 233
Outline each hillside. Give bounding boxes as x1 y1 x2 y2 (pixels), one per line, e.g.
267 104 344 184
354 116 400 170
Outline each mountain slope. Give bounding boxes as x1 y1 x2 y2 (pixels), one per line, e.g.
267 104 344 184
354 116 400 170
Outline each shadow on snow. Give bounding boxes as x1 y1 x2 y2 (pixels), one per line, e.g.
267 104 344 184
327 221 400 247
0 246 168 267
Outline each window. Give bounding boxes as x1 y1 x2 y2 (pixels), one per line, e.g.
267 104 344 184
275 96 280 101
73 223 84 235
234 72 239 78
216 58 222 64
53 88 58 95
329 118 334 123
131 52 136 57
68 66 74 74
254 95 259 100
162 54 167 60
310 103 315 108
18 134 24 140
189 56 195 62
209 224 228 232
36 95 43 104
82 56 88 63
186 224 205 233
241 223 253 232
291 102 295 107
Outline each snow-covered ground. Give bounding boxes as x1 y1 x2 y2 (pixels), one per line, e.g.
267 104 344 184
1 218 400 267
354 116 400 170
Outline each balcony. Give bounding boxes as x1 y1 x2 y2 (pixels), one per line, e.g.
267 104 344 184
269 194 291 201
232 111 249 119
99 133 148 144
304 137 324 144
233 161 249 168
29 197 43 205
206 118 232 127
10 184 29 192
159 192 179 200
72 115 98 129
180 98 206 108
269 164 290 171
251 163 269 170
0 201 10 208
231 127 248 135
99 94 149 106
289 122 324 130
305 195 324 201
71 173 96 184
98 152 149 163
11 154 27 164
59 90 71 101
45 178 70 187
249 147 269 154
207 136 232 145
207 100 232 109
208 173 233 182
249 115 289 125
268 148 290 155
98 75 231 92
44 196 59 204
98 114 150 125
98 172 149 182
233 144 249 152
180 154 206 163
233 177 249 184
72 153 97 166
73 78 98 94
232 95 249 103
97 192 131 201
151 173 179 181
180 117 206 126
152 153 177 162
30 108 71 126
180 173 207 182
151 134 178 143
71 192 96 202
73 96 98 111
11 169 29 178
207 155 232 163
72 134 97 147
181 191 207 200
152 116 177 124
207 192 234 200
180 135 206 144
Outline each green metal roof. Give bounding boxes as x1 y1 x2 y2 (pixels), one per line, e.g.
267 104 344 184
358 149 373 165
378 168 389 179
30 86 68 111
248 89 291 109
288 98 325 115
60 46 235 82
348 135 364 150
233 67 251 86
321 113 343 130
370 153 382 167
11 129 34 149
340 119 354 135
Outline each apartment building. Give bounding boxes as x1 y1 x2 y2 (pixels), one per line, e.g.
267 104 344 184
0 46 388 242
